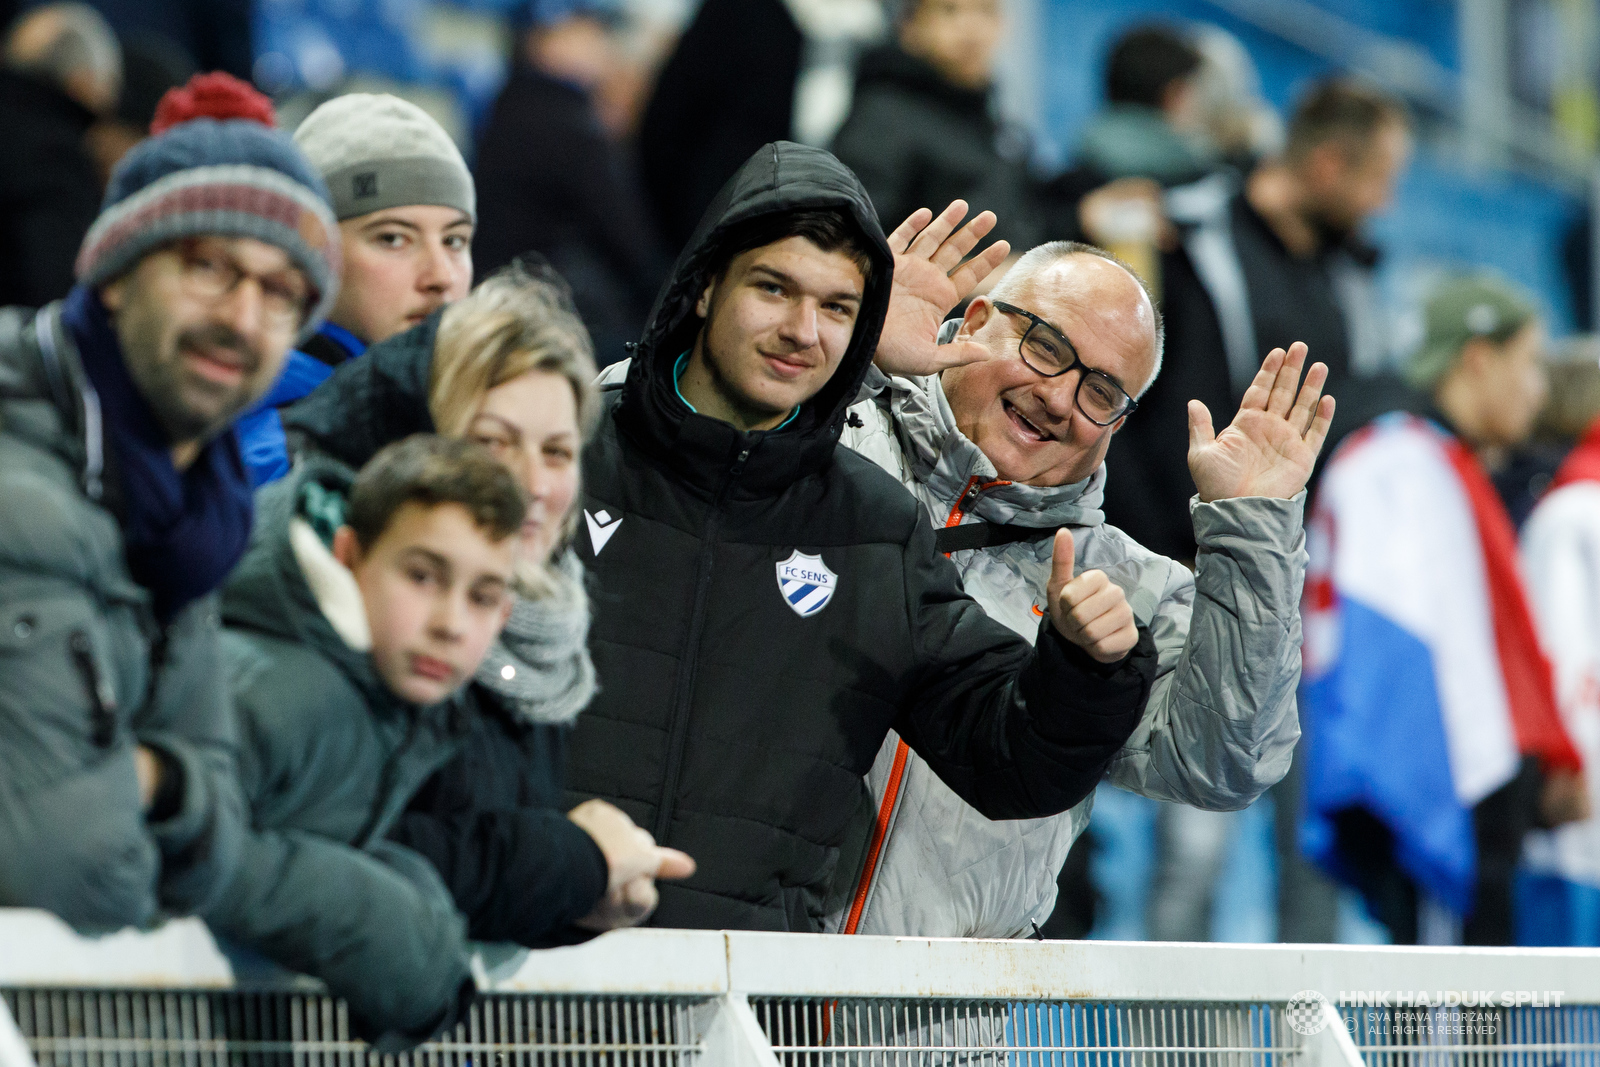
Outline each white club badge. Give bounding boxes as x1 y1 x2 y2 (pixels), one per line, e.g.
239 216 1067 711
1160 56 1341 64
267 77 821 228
775 550 838 618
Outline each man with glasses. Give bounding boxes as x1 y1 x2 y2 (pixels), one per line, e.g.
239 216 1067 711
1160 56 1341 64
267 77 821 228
0 81 340 932
831 239 1332 938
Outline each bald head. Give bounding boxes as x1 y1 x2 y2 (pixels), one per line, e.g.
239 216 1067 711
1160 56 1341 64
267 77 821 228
5 3 121 114
941 245 1162 487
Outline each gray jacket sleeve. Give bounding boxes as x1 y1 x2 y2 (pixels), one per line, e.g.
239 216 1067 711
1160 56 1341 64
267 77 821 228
1104 494 1306 809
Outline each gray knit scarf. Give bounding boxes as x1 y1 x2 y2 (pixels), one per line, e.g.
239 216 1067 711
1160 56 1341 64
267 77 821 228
474 551 597 725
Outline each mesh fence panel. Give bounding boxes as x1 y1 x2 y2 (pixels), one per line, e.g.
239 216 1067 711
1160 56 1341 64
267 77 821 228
2 989 707 1067
748 998 1298 1067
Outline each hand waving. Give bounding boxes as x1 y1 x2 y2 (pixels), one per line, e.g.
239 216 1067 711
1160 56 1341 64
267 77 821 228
1187 342 1335 503
874 200 1011 378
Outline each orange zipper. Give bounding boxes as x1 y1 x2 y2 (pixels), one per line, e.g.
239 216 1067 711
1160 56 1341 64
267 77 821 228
841 739 911 935
940 475 1011 557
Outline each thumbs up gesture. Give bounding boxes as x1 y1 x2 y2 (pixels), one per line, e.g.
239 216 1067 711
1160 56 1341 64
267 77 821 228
1046 529 1137 663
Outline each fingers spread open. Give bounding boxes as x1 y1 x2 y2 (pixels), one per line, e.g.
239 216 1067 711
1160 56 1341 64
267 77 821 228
932 209 997 272
906 200 969 260
1239 348 1285 412
887 207 935 255
948 239 1011 296
1287 360 1330 435
1266 341 1308 416
1304 394 1336 456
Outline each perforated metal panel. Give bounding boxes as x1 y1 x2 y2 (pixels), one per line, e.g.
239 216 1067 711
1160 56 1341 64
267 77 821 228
748 997 1300 1067
2 989 707 1067
1337 1004 1600 1067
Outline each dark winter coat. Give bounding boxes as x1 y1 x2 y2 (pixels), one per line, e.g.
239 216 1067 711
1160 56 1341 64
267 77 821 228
282 315 612 946
474 63 667 368
566 141 1155 932
831 45 1042 250
0 302 246 932
214 461 474 1048
638 0 803 250
0 73 103 309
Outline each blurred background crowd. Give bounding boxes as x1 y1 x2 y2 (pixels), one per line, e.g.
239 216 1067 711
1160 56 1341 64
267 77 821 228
6 0 1600 949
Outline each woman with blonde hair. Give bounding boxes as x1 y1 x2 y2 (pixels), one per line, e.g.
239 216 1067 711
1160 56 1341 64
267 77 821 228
283 259 692 948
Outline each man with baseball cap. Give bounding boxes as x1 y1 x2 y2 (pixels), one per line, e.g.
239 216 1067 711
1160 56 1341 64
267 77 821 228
0 73 340 932
237 92 476 484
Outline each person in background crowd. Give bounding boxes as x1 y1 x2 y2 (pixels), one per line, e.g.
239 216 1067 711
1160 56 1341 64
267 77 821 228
1521 341 1600 945
82 29 195 187
831 240 1325 937
68 0 251 82
1303 273 1588 946
236 92 476 486
637 0 803 251
213 436 528 1045
284 264 695 950
1103 78 1410 944
0 3 121 308
568 141 1157 932
0 80 339 932
832 0 1039 252
474 0 667 369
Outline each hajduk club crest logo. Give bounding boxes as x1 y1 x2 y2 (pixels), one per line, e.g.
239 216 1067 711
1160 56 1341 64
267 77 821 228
776 550 838 617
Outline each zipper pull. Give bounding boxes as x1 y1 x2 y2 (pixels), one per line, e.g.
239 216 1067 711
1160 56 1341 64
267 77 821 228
69 630 118 748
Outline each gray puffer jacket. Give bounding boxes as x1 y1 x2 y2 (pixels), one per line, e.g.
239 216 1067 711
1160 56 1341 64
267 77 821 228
826 364 1305 937
0 303 245 932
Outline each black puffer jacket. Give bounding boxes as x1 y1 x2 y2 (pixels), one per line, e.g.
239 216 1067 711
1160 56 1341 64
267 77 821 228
566 141 1155 932
831 46 1042 250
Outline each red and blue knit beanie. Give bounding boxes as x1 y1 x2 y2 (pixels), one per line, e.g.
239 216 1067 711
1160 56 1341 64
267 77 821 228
74 73 342 339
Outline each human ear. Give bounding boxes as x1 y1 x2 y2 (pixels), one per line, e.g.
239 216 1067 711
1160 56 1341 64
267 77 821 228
331 525 364 570
695 279 715 319
99 278 127 314
955 297 994 342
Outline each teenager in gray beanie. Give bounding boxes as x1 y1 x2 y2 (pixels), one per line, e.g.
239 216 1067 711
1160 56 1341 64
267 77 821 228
238 92 477 485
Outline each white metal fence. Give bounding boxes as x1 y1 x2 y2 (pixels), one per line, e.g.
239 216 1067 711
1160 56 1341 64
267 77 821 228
3 909 1599 1067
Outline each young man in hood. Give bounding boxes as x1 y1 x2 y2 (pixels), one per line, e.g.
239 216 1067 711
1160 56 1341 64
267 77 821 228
832 239 1331 937
0 81 339 933
236 93 476 485
565 140 1157 932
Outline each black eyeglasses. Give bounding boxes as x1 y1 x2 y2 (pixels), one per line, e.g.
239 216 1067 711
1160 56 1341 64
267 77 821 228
992 300 1137 426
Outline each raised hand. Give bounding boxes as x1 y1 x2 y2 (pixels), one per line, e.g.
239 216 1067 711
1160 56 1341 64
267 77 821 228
874 200 1011 378
1047 528 1137 663
1187 342 1336 503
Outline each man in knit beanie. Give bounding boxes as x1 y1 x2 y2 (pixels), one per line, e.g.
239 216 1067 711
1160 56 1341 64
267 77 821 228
0 72 337 938
237 92 476 485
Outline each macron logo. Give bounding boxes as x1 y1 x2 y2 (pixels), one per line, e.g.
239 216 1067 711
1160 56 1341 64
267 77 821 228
585 509 622 555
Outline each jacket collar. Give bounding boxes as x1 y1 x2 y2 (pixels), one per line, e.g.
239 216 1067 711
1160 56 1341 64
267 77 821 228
616 142 895 500
862 362 1107 528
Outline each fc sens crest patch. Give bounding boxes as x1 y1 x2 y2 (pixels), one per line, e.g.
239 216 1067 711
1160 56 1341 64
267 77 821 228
776 550 838 617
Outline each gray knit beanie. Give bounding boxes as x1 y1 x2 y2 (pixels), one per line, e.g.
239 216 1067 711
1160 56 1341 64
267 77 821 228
293 94 475 223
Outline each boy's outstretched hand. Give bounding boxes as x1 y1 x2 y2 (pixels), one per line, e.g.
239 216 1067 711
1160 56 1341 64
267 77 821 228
569 798 696 931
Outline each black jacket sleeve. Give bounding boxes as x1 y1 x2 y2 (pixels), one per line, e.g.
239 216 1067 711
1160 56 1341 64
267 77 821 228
389 804 608 948
892 515 1155 820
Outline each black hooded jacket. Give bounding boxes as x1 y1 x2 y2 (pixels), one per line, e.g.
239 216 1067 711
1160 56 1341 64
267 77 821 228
567 141 1155 931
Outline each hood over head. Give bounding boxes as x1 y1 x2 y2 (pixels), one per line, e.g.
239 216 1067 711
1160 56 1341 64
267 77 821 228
618 141 894 495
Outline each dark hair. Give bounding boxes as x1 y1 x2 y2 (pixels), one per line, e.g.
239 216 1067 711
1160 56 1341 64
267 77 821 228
1285 78 1409 163
1105 24 1202 108
709 208 876 286
347 434 527 549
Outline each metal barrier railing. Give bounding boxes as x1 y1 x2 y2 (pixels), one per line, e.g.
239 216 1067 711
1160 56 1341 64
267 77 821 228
4 911 1600 1067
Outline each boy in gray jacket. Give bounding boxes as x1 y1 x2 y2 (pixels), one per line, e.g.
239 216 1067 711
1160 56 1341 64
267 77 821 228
831 235 1333 938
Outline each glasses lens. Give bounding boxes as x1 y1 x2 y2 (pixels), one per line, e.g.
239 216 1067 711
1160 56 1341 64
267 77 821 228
1078 371 1130 424
1020 327 1070 374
